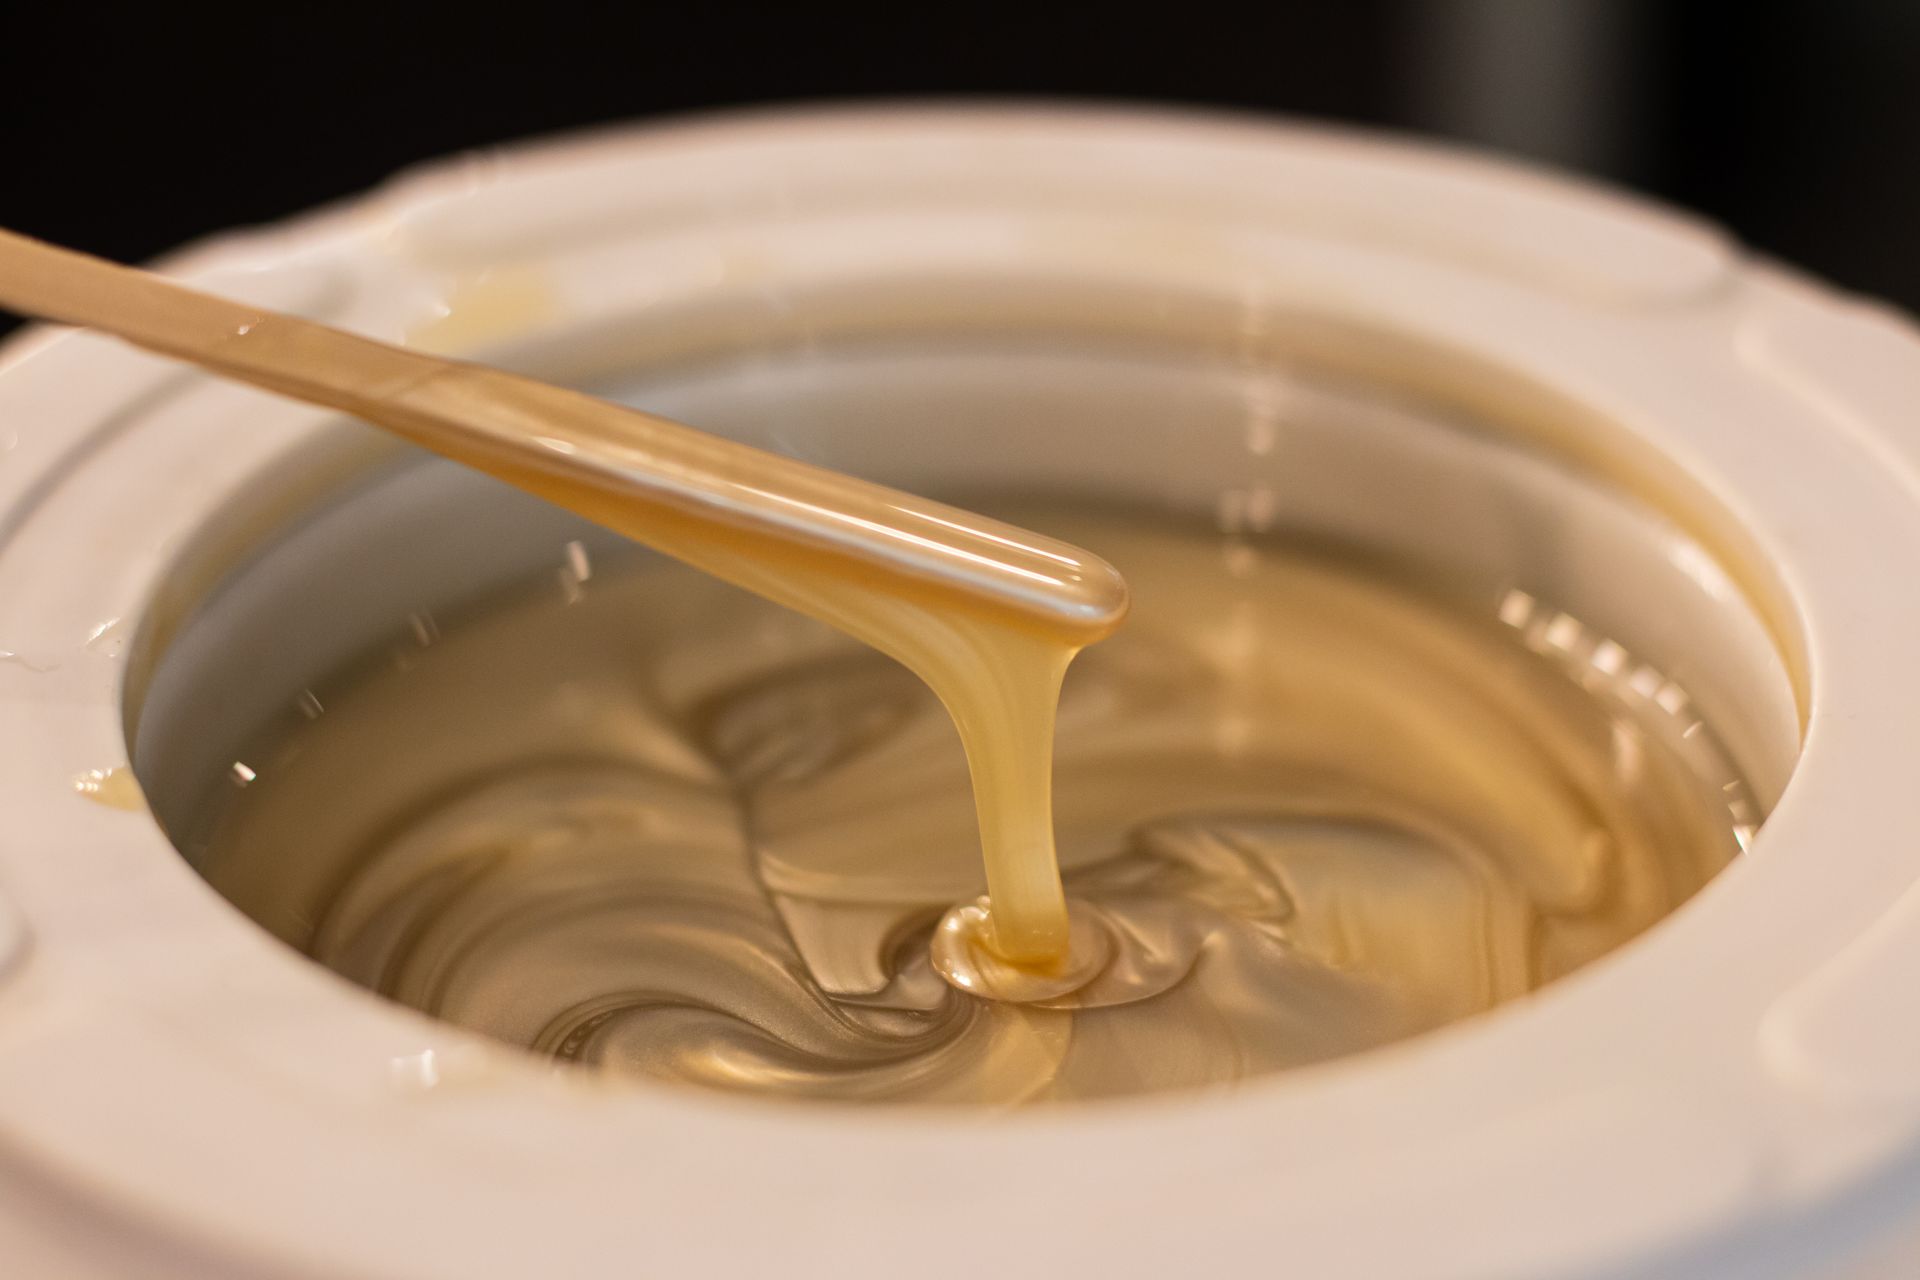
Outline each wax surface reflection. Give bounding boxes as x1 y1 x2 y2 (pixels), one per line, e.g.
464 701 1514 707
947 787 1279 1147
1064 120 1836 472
190 500 1749 1104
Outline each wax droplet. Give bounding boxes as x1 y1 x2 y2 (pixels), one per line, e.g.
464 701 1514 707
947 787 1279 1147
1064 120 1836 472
389 1045 503 1094
73 766 144 811
931 897 1113 1003
390 1048 441 1090
559 539 591 604
405 267 559 355
82 616 126 658
0 648 57 673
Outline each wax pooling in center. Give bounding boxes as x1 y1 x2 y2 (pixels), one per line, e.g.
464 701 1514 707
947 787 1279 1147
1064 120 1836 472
189 502 1750 1103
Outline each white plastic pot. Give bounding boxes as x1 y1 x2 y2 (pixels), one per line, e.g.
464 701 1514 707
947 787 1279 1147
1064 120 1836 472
3 106 1920 1279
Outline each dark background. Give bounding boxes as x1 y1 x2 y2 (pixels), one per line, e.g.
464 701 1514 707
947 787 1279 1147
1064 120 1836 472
4 0 1918 335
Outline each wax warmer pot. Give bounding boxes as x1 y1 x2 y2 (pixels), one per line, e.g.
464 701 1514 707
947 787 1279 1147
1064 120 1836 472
2 107 1920 1279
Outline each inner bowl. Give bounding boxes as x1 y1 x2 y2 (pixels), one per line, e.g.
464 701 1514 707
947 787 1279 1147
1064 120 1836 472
125 292 1803 1101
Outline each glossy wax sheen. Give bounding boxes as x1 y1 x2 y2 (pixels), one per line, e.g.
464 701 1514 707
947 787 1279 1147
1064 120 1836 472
192 503 1747 1104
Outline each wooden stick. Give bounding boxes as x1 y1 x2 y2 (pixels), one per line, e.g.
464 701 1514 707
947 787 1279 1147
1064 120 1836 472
0 227 1127 641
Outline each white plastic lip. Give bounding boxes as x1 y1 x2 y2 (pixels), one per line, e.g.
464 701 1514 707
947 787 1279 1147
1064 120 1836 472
0 104 1919 1279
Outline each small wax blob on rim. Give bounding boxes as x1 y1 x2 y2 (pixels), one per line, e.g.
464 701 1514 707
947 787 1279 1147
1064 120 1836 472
931 896 1114 1003
73 765 144 811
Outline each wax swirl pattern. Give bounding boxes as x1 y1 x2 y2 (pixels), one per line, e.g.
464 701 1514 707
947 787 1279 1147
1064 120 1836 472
194 504 1747 1104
